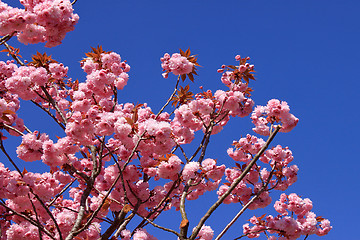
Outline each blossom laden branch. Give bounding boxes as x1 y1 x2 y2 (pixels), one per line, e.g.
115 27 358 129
189 125 281 240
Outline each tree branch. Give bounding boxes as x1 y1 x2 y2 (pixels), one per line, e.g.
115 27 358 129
155 75 180 119
215 163 278 240
189 125 281 240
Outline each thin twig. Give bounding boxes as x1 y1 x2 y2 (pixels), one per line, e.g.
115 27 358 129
0 138 22 174
31 100 66 130
155 75 180 119
48 179 76 207
40 86 67 125
3 42 24 65
2 123 25 136
133 211 181 238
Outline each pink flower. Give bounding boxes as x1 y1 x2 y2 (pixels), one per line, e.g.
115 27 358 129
316 219 332 236
1 0 79 47
201 158 225 181
16 131 49 162
251 99 298 136
133 228 158 240
183 162 200 181
49 63 68 79
194 225 214 240
158 155 182 180
161 53 193 77
6 221 39 240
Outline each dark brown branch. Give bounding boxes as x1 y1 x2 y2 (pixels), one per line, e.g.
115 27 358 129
0 138 22 175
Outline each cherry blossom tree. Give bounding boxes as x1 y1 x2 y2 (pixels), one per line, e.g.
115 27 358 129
0 1 332 239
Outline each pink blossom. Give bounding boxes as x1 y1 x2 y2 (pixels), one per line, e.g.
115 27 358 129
16 131 49 162
247 186 272 210
17 23 46 44
201 158 225 181
171 121 195 144
133 228 158 240
251 99 298 136
161 53 193 76
5 66 40 100
0 3 35 36
214 89 248 117
1 0 79 47
49 62 68 79
81 58 99 74
246 194 331 239
120 229 132 240
195 225 214 240
6 221 39 240
143 118 172 141
158 155 182 180
174 104 203 131
316 219 332 236
183 162 200 181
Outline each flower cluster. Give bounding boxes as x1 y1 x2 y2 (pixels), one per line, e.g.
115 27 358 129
260 145 298 191
193 225 214 240
5 66 49 100
251 99 299 136
243 193 332 239
0 60 25 136
161 53 194 78
0 0 79 47
218 140 298 210
227 134 265 162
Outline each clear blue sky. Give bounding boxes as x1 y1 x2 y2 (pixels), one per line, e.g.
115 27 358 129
4 0 360 239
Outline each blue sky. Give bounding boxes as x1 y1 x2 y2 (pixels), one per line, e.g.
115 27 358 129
3 0 360 239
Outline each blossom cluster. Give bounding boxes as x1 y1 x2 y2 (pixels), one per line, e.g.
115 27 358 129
218 137 298 210
243 193 332 239
251 99 299 136
0 0 79 47
0 60 24 136
161 53 194 78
